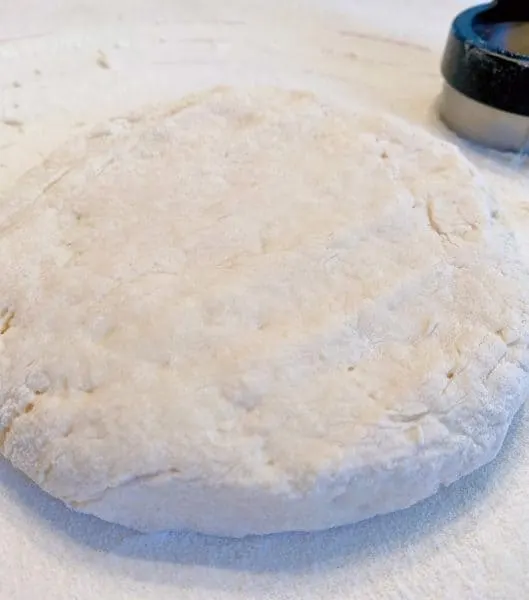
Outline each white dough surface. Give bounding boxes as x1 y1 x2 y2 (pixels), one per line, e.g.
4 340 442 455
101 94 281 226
1 86 529 538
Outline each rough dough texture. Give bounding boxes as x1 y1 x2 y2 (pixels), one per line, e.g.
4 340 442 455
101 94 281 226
1 87 529 537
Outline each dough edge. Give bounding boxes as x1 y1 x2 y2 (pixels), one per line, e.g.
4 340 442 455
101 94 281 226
69 389 524 536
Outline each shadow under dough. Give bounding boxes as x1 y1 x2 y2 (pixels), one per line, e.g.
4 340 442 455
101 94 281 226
0 406 525 584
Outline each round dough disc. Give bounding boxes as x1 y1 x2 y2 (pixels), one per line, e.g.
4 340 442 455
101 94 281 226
1 87 528 537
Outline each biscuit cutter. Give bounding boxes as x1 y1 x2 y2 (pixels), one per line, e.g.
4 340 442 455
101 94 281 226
440 0 529 152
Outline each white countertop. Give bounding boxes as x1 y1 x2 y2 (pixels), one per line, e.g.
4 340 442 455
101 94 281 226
1 2 529 599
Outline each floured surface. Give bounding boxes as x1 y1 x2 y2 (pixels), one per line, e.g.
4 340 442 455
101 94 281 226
2 86 528 537
1 0 529 598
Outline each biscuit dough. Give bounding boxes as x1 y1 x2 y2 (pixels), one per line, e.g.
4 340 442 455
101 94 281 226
1 88 528 536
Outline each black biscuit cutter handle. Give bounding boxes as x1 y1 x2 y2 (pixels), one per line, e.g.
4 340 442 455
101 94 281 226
440 0 529 152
